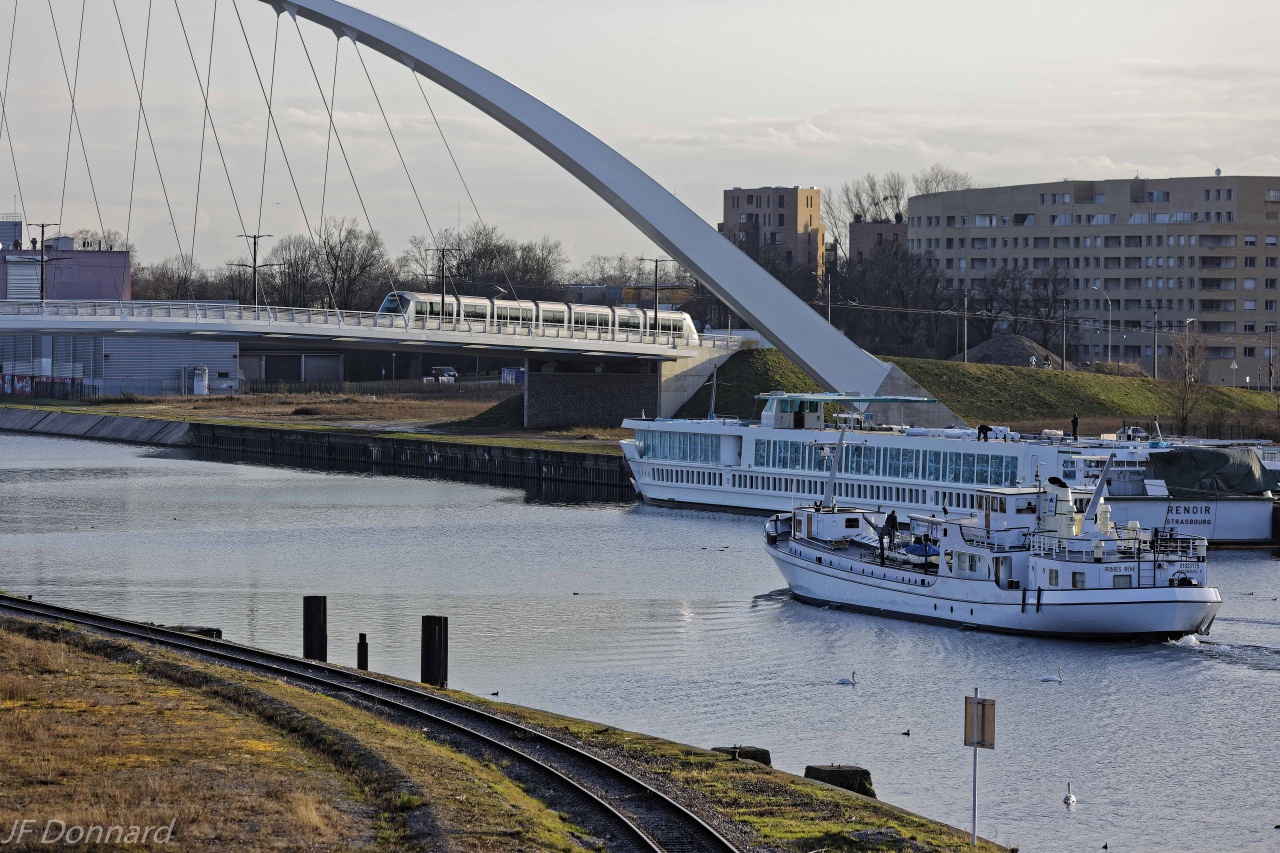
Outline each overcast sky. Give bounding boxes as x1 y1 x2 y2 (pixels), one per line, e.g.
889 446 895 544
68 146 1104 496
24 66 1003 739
3 0 1278 268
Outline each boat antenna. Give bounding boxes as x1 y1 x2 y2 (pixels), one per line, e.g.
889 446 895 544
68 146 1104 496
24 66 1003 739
821 427 847 510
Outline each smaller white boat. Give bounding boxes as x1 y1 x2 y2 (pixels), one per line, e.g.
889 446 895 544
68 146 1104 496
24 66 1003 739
764 450 1222 641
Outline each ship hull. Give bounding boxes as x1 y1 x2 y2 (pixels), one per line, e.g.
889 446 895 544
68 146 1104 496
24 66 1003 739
768 545 1221 641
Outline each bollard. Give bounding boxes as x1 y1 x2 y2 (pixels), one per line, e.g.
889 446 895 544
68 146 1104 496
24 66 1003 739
302 596 328 662
421 615 448 688
357 632 369 671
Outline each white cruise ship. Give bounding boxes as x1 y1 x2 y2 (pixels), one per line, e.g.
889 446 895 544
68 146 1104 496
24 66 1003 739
619 392 1276 543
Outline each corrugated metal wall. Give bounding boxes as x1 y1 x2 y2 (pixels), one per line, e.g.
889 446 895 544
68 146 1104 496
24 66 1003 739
0 334 238 395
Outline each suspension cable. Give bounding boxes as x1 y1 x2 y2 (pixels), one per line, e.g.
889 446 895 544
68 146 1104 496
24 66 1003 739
289 16 374 236
318 36 338 225
185 0 217 258
229 0 312 241
353 41 436 248
408 66 519 297
122 0 151 246
172 0 251 257
252 9 278 237
111 0 182 253
49 0 108 243
0 0 27 223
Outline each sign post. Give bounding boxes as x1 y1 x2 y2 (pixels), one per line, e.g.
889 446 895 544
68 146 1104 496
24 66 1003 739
964 690 996 848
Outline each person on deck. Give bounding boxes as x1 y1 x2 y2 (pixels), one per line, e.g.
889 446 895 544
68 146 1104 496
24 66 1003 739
1071 413 1079 440
977 424 992 442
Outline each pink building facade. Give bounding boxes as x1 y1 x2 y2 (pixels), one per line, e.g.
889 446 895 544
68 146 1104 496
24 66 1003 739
0 247 131 301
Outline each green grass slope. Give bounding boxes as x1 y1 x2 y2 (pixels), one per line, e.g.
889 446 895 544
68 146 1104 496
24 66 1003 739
675 349 824 419
887 357 1278 424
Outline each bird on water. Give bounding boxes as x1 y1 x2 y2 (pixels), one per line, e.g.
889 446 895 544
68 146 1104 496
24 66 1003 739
1041 666 1064 683
1064 782 1077 807
901 729 910 736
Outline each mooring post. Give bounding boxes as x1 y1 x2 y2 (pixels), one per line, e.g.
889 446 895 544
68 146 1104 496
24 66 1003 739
421 615 448 688
302 596 328 662
357 632 369 671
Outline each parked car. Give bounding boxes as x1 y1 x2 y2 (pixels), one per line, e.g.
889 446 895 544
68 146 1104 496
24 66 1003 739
430 366 458 384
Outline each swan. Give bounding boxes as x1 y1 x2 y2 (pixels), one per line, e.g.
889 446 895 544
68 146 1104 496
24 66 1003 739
836 671 857 686
1064 782 1076 807
1041 666 1063 683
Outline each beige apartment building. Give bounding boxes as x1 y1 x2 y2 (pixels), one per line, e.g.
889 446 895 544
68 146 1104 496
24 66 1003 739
907 176 1280 384
719 186 826 277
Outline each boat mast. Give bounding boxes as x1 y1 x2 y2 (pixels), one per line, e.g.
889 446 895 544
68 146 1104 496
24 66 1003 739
821 427 847 510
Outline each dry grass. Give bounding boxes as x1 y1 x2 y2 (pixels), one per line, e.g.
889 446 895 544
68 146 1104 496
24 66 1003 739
0 628 366 850
0 619 595 852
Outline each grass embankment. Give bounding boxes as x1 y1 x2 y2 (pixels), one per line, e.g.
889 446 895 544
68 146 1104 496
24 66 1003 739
0 616 1004 852
675 349 824 420
886 357 1280 428
0 617 595 852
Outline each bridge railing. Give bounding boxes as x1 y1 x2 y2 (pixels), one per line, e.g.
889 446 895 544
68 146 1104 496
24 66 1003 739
0 300 740 350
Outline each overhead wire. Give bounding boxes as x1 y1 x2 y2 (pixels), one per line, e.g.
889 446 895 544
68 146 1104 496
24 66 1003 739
0 0 26 224
252 7 278 238
184 0 217 259
122 0 151 247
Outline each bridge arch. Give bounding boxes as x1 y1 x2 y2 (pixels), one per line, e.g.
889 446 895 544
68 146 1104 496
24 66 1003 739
269 0 896 398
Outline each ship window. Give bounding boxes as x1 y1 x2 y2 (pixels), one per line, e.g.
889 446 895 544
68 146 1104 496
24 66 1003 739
947 452 962 483
962 453 976 484
1072 571 1087 589
975 454 990 485
1112 574 1133 589
927 450 942 481
1049 569 1059 586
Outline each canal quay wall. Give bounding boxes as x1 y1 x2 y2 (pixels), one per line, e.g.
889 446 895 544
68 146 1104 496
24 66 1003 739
0 406 631 489
0 405 192 445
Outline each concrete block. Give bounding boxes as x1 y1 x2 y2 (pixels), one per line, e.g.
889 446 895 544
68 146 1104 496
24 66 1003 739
86 416 171 443
147 422 193 446
712 746 772 766
804 764 876 798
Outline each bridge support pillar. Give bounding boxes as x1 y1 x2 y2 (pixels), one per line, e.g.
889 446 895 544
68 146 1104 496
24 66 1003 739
522 347 735 429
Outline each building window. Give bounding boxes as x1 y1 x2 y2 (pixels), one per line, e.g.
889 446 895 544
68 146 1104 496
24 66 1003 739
778 194 785 208
1246 235 1258 246
1246 257 1258 267
1245 347 1257 357
1227 189 1234 200
778 213 785 227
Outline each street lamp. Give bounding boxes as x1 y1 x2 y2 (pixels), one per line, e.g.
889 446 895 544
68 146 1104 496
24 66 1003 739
1091 285 1112 363
1231 359 1238 388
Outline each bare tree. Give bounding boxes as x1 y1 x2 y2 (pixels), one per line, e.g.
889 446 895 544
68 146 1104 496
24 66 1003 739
838 243 945 357
1169 332 1209 434
911 163 978 196
824 171 909 239
316 217 393 311
263 235 321 306
134 253 206 301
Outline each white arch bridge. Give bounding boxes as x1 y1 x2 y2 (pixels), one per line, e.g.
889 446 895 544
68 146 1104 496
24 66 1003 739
0 0 957 426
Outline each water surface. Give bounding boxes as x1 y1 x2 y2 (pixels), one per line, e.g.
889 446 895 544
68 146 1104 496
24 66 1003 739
1 433 1277 852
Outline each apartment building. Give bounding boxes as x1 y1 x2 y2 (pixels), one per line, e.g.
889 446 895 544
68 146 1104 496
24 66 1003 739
718 186 825 277
848 220 907 265
907 176 1280 384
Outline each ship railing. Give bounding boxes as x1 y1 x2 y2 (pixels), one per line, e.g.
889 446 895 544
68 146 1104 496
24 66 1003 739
958 526 1030 551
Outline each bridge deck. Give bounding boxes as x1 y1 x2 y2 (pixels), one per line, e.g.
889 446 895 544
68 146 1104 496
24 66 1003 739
0 301 738 359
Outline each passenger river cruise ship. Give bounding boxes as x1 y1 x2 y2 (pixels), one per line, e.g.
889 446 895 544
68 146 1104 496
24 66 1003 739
620 392 1276 543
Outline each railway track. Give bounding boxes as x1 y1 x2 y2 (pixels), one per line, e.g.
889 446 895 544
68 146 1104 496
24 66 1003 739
0 593 740 853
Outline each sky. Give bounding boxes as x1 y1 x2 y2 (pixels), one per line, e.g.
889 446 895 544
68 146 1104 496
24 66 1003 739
2 0 1279 269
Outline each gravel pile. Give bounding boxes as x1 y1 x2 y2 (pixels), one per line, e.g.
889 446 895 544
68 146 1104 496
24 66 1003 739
951 334 1071 370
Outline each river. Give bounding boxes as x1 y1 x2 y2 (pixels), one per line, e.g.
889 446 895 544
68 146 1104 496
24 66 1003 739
1 433 1276 852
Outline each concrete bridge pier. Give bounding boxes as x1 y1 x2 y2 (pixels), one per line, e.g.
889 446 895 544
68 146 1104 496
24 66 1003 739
522 347 733 429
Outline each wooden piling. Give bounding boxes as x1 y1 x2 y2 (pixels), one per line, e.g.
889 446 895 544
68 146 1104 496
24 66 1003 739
302 596 327 662
357 632 369 671
421 615 448 688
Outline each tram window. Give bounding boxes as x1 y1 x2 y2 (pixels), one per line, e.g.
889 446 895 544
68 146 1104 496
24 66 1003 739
463 304 488 319
542 309 566 324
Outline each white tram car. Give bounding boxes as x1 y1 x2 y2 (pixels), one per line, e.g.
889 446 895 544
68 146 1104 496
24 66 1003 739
377 291 701 343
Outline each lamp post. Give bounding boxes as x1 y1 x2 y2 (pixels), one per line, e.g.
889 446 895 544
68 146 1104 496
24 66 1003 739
232 233 282 308
1091 285 1112 363
1231 359 1238 388
638 257 678 342
1153 309 1160 380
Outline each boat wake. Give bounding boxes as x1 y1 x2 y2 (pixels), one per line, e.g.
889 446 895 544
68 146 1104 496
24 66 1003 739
1164 636 1280 673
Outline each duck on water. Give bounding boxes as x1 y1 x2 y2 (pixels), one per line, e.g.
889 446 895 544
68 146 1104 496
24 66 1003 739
764 443 1222 641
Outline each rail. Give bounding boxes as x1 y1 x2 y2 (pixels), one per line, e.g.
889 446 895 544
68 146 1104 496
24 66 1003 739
0 593 739 853
958 526 1030 551
0 300 741 351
